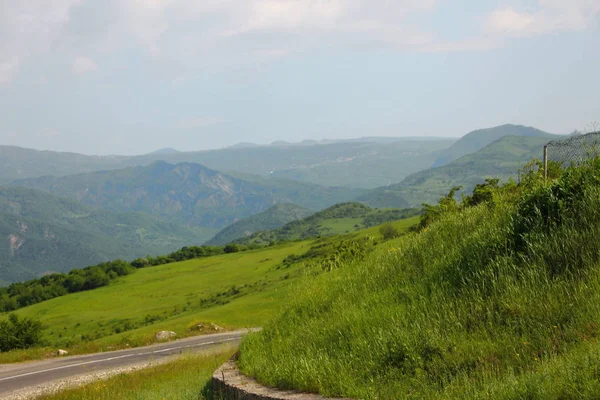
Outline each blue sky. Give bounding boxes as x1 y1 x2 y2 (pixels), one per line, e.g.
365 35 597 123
0 0 598 155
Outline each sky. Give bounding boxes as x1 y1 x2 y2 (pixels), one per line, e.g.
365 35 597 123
0 0 599 155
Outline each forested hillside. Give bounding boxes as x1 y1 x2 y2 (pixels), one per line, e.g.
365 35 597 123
0 187 212 284
361 135 560 208
432 124 556 167
206 204 313 245
12 161 363 229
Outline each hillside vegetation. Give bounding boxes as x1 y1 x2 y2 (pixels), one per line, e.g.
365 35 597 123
235 202 421 246
362 135 557 208
13 161 363 229
206 203 313 245
0 217 417 362
240 158 600 399
432 124 555 167
0 187 213 284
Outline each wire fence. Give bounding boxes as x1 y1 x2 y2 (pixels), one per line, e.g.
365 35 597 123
519 131 600 180
545 131 600 167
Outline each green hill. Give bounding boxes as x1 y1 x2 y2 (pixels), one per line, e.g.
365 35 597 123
206 204 313 245
432 124 555 167
236 202 421 246
12 162 363 229
361 134 563 208
239 158 600 399
1 218 418 362
0 187 214 284
0 138 454 189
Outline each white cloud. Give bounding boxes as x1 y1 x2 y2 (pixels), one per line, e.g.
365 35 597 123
73 56 98 75
1 0 599 85
483 0 600 37
0 0 82 84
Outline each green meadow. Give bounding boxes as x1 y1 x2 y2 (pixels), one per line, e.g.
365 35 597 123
0 217 419 363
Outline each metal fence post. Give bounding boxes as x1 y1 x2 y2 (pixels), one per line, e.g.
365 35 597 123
543 145 548 182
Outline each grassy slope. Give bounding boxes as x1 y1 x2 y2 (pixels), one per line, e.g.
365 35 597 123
239 160 600 399
37 347 236 400
237 203 421 246
13 162 363 229
0 186 214 284
0 217 418 363
206 203 313 245
362 135 555 208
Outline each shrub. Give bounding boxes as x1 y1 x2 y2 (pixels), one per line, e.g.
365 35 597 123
379 223 400 241
224 244 241 254
0 314 44 352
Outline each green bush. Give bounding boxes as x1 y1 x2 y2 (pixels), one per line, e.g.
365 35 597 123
0 314 44 352
379 223 399 241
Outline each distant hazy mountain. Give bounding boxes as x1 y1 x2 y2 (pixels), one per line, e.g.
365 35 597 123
265 139 454 188
206 203 313 245
432 124 554 167
13 162 363 229
0 137 454 189
361 134 563 208
0 146 130 185
0 186 213 284
226 142 260 149
235 202 421 246
148 147 180 155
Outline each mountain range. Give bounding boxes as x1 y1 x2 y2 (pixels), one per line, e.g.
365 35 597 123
12 162 363 229
361 129 561 208
0 137 454 189
0 124 564 284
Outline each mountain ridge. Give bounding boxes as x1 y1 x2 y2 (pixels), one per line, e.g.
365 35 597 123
12 161 363 229
0 186 214 284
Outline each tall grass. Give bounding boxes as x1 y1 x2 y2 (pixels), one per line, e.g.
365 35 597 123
239 159 600 399
36 345 236 400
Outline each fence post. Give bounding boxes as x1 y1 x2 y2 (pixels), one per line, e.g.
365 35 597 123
543 145 548 182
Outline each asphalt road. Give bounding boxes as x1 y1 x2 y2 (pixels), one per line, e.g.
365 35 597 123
0 330 248 397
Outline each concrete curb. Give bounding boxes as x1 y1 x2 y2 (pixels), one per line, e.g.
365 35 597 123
211 359 350 400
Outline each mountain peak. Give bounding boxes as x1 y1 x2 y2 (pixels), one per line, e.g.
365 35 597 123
148 147 180 155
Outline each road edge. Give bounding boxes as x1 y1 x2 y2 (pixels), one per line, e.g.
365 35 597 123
211 359 351 400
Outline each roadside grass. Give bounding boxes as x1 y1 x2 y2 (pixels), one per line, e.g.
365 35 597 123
0 217 417 364
239 160 600 398
35 345 236 400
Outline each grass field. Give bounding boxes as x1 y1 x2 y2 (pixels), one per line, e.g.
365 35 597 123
0 217 418 363
239 160 600 399
36 345 236 400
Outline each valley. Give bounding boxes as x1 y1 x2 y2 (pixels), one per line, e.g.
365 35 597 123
2 4 596 397
3 124 594 400
0 217 417 364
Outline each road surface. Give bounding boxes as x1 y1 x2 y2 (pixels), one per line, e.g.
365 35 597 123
0 330 248 397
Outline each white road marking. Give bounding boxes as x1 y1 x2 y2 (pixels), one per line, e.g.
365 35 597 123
0 337 239 383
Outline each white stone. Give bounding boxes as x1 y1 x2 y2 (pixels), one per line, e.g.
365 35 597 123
154 331 177 341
